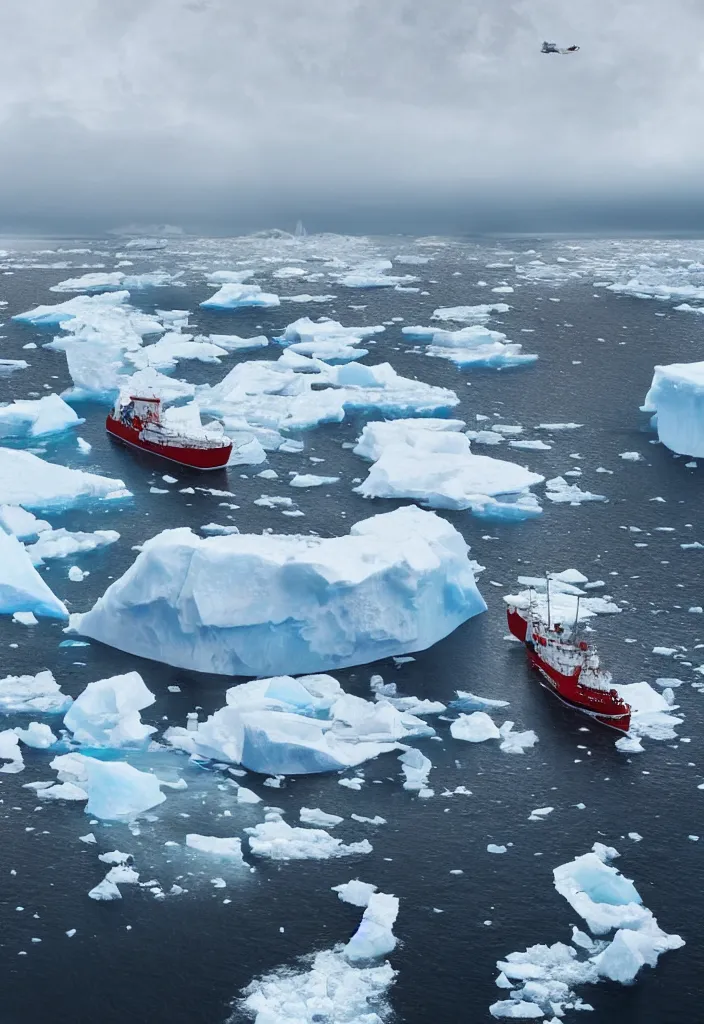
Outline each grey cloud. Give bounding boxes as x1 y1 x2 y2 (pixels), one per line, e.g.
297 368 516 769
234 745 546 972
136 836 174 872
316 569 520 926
2 0 704 233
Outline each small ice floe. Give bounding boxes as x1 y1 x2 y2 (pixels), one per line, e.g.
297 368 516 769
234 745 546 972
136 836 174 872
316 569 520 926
537 422 583 431
487 844 507 854
545 476 606 504
0 670 72 714
332 879 378 907
26 528 119 566
528 806 554 822
63 672 156 748
12 611 38 626
185 835 246 863
450 691 509 712
370 675 445 716
165 672 434 775
0 394 82 439
245 817 372 861
197 333 268 353
398 748 433 797
0 359 29 375
450 712 500 743
14 722 56 749
46 753 166 820
339 259 417 288
275 316 383 363
614 681 682 744
50 270 183 293
237 887 398 1022
299 807 344 827
401 323 536 369
353 419 544 522
289 473 340 488
430 302 510 323
619 451 643 461
200 283 279 310
504 570 621 626
490 843 684 1019
0 731 25 773
498 722 538 754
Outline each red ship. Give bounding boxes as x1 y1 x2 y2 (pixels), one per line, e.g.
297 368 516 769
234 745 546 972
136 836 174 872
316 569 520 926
106 394 232 470
505 580 631 733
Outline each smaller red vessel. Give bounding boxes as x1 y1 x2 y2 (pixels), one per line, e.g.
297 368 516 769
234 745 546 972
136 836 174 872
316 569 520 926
106 394 232 470
505 581 631 733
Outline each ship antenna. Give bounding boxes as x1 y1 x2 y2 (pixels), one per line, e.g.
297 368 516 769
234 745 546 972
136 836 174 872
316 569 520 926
545 573 551 629
573 594 580 634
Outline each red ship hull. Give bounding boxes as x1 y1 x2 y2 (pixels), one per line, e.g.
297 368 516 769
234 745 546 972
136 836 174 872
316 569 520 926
507 607 631 733
106 415 232 470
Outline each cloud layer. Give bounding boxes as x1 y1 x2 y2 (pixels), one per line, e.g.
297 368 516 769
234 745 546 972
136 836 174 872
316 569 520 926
2 0 703 232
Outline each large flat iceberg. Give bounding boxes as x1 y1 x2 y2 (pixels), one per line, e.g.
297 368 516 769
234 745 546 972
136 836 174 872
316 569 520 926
642 361 704 457
71 506 486 676
353 421 544 521
0 448 127 509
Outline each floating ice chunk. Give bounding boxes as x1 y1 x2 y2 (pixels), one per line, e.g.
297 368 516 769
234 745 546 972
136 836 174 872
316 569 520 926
545 477 606 504
275 316 383 363
72 506 486 677
553 847 650 935
289 473 339 487
499 722 539 754
353 419 466 462
529 806 554 821
63 672 156 748
238 948 396 1022
0 448 127 510
538 422 583 431
431 303 510 323
273 266 306 278
246 818 372 860
344 891 399 961
451 691 510 711
0 505 50 541
615 734 644 753
98 850 132 865
0 730 24 772
642 361 704 457
332 879 378 907
14 722 56 748
489 999 545 1018
0 531 68 619
26 528 119 565
398 748 432 792
198 333 268 353
13 610 38 626
403 324 536 369
205 270 254 284
340 259 417 288
185 834 246 862
125 333 228 371
49 753 165 820
488 844 507 854
49 272 125 293
300 807 344 827
68 566 87 581
88 878 122 901
0 359 29 375
594 924 686 983
354 422 543 521
619 451 643 461
450 712 500 743
614 681 682 741
200 283 280 309
0 670 72 713
0 394 82 439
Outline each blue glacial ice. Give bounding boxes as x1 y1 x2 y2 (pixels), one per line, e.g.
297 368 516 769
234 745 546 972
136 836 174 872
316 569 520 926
0 531 68 619
48 752 166 820
353 420 544 521
0 394 83 439
165 671 436 775
199 282 280 309
642 361 704 457
72 506 486 677
402 324 537 369
63 672 156 748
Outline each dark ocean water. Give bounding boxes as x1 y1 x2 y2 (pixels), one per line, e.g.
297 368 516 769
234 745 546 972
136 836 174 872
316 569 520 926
0 235 702 1023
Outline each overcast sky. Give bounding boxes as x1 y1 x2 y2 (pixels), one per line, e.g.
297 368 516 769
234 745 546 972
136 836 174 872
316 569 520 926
2 0 703 234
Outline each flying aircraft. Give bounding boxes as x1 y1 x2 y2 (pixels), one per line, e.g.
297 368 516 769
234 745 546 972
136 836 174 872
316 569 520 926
541 41 580 54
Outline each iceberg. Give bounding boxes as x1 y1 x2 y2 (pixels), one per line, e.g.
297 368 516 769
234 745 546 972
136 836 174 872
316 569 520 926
594 924 685 984
450 711 500 742
124 333 228 371
0 448 127 509
353 421 543 521
164 672 433 775
49 752 166 820
275 316 384 363
0 670 72 713
200 282 280 309
0 506 50 541
185 834 246 862
246 817 372 860
26 528 119 566
553 846 651 935
72 506 486 677
642 361 704 457
14 722 57 748
63 672 156 748
344 891 399 961
0 531 68 619
0 394 82 438
402 324 537 369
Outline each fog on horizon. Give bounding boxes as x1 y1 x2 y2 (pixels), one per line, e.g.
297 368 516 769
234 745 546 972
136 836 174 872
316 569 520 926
2 0 703 235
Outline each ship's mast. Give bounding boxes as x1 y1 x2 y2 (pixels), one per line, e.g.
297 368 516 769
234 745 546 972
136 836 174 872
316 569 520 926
545 573 552 628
